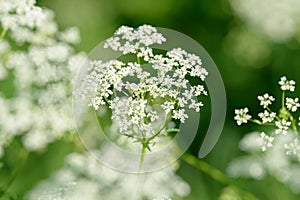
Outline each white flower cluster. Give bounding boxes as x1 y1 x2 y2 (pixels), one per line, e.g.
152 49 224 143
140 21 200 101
25 151 190 200
228 132 300 193
234 76 300 157
258 110 276 124
79 25 208 147
0 0 85 156
230 0 300 43
286 98 300 112
275 119 291 135
279 76 296 92
104 25 166 53
257 93 274 108
0 0 80 45
234 107 251 125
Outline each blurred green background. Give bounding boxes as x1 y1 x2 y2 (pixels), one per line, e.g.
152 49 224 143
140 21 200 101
3 0 300 199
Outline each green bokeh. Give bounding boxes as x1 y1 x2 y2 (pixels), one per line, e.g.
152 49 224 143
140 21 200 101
2 0 300 199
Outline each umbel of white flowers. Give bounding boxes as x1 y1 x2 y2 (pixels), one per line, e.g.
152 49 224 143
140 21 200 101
234 76 300 160
79 25 208 151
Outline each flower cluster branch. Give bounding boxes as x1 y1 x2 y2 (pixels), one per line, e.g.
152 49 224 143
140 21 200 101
234 76 300 160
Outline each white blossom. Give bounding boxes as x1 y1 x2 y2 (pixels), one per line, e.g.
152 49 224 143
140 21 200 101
173 109 188 123
275 119 291 135
279 76 295 92
234 107 252 125
78 25 208 147
258 110 276 123
257 93 275 108
104 24 166 55
286 97 300 112
189 99 203 112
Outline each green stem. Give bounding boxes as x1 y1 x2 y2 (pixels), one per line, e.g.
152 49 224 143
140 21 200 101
0 147 29 197
0 28 8 41
139 143 147 170
282 91 285 109
290 115 298 136
250 119 262 125
181 153 258 200
266 106 280 121
137 55 141 65
147 114 171 143
182 153 231 185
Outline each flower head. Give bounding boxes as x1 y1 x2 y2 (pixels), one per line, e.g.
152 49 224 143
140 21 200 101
234 108 252 125
286 97 300 112
258 110 276 123
279 76 295 92
79 25 208 147
257 93 274 108
275 119 291 135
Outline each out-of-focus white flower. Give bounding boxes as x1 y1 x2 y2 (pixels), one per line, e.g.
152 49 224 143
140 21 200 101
0 0 86 155
234 107 251 125
223 28 271 68
239 132 262 153
59 27 81 44
25 152 191 200
228 132 300 193
153 196 172 200
46 43 71 62
227 156 266 180
258 132 275 152
285 138 300 156
230 0 300 43
0 0 61 45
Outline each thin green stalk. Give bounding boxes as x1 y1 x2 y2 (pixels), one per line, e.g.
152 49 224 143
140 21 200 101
147 114 171 143
137 55 141 65
139 143 147 170
290 115 298 136
250 119 262 125
181 153 258 200
266 106 280 121
282 91 285 109
0 28 8 41
0 147 29 198
182 153 231 185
